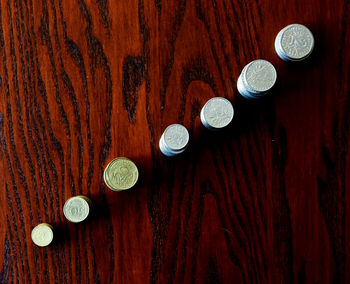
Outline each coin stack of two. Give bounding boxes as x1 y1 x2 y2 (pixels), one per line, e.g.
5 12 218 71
31 196 92 247
159 124 190 157
237 59 277 99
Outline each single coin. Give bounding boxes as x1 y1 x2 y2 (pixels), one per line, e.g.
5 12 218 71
63 196 91 223
275 24 314 61
163 124 189 151
104 157 139 191
242 60 277 93
31 223 54 247
201 97 234 129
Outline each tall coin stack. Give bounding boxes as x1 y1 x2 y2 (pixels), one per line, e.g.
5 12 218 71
159 124 189 157
275 24 314 62
237 59 277 99
200 97 234 130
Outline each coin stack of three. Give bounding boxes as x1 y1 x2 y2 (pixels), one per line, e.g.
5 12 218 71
104 157 139 191
237 59 277 99
159 124 189 157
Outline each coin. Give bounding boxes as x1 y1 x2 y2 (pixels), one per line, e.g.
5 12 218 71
104 157 139 191
31 223 54 247
163 124 189 151
200 97 234 130
159 135 184 156
237 74 256 99
275 24 314 61
243 60 277 93
63 196 91 223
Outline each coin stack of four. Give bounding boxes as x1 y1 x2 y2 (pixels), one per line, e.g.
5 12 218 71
159 124 190 157
237 59 277 99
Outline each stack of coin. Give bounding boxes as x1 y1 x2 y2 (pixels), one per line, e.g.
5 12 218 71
237 59 277 99
200 97 234 130
31 223 54 247
63 196 92 223
275 24 314 62
103 157 139 191
159 124 189 156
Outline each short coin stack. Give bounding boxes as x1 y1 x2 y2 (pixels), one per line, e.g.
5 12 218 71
104 157 139 191
200 97 234 130
275 24 314 62
237 59 277 99
31 223 54 247
159 124 189 156
63 196 92 223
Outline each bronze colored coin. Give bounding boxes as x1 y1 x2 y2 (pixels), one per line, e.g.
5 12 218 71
104 157 139 191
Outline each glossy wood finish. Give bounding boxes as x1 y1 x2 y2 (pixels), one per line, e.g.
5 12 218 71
0 0 349 283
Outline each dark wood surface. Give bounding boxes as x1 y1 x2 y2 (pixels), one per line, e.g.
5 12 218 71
0 0 349 283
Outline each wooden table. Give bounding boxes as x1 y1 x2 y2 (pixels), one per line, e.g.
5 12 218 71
0 0 349 283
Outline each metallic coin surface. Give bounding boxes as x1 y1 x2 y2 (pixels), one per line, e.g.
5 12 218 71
277 24 314 61
159 137 179 157
201 97 234 129
243 60 277 93
63 196 91 223
237 74 256 99
31 223 54 247
104 157 139 191
163 124 189 151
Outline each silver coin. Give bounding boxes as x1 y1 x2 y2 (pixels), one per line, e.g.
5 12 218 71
201 97 234 129
275 24 314 61
31 223 54 247
159 134 187 156
237 74 257 99
242 60 277 93
163 124 189 151
159 137 180 156
63 196 91 223
240 64 260 94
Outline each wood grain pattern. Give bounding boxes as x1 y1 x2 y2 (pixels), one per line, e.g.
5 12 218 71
0 0 349 283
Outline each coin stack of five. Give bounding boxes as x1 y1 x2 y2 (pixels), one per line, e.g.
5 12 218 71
200 97 234 130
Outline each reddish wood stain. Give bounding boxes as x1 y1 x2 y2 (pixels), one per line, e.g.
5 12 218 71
0 0 349 283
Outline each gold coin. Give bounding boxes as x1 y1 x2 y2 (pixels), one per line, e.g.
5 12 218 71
103 157 139 191
31 223 54 247
63 196 91 223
